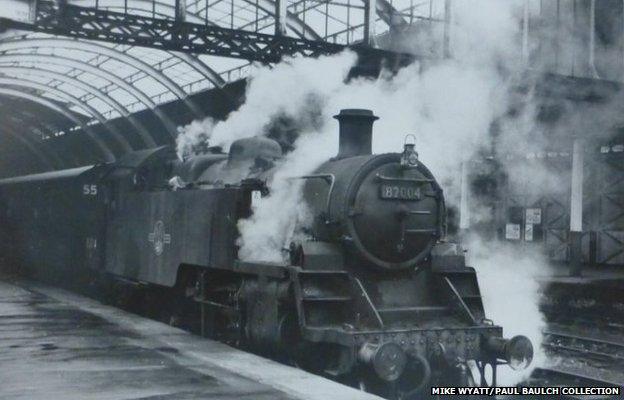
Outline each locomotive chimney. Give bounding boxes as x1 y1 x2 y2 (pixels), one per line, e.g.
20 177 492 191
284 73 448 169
334 109 379 158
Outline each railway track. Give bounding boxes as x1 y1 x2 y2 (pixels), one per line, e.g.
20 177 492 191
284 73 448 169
529 327 624 399
542 329 624 367
528 367 621 399
531 366 622 387
533 277 624 398
543 313 624 336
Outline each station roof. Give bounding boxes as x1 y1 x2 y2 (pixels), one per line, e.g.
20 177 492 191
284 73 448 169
0 0 444 177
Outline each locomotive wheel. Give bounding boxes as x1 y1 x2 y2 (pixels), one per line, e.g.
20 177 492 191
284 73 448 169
291 342 332 374
356 373 396 399
395 354 432 400
356 375 409 400
354 353 432 399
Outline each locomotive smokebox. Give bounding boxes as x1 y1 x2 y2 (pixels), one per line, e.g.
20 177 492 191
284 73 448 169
334 109 379 158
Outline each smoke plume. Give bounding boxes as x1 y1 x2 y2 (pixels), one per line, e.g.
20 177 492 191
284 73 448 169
176 118 215 160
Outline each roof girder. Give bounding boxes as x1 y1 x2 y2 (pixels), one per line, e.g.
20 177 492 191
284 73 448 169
2 123 59 170
0 87 115 160
0 37 205 117
0 76 133 152
0 65 153 141
0 53 168 145
3 117 70 169
171 51 227 87
0 105 82 165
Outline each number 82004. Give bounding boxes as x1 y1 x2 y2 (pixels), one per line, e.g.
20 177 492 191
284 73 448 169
379 184 420 200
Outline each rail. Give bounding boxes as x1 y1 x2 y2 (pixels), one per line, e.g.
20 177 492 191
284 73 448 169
542 329 624 366
530 367 622 390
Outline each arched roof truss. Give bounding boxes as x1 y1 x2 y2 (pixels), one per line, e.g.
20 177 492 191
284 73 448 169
0 0 434 175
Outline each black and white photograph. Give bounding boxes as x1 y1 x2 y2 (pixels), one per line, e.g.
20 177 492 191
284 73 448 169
0 0 622 398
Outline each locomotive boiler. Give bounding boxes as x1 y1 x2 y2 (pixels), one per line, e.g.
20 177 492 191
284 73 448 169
0 109 533 399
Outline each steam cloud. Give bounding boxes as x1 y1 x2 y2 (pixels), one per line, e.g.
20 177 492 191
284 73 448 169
176 0 556 384
465 237 548 385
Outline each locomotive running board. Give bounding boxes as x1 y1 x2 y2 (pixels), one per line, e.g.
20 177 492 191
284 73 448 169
231 260 289 279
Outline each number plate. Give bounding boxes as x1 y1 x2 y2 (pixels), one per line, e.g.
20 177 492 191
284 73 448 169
380 184 421 200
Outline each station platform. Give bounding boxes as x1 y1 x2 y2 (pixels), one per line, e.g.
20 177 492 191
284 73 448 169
0 277 380 400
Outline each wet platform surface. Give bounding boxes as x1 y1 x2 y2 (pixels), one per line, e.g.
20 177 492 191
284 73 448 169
0 278 380 400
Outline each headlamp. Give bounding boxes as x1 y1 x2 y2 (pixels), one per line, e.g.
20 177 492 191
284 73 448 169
401 135 419 167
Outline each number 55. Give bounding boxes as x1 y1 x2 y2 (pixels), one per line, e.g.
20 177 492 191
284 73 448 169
83 184 98 196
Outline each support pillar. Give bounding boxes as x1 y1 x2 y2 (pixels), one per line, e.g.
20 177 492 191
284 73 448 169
275 0 288 36
174 0 187 44
522 0 529 66
459 161 470 234
569 137 584 276
363 0 377 46
443 0 451 57
175 0 187 22
589 0 599 78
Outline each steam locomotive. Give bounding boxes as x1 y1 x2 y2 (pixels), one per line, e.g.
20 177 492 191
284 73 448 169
0 109 533 398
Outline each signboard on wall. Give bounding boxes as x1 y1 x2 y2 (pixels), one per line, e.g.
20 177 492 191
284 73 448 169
525 208 542 225
505 224 521 240
525 224 534 241
0 0 36 23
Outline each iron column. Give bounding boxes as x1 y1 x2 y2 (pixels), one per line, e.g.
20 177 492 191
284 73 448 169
569 137 584 276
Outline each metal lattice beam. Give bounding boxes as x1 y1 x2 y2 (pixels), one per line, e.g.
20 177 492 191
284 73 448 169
85 0 322 40
57 1 245 85
81 0 268 65
0 1 411 64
